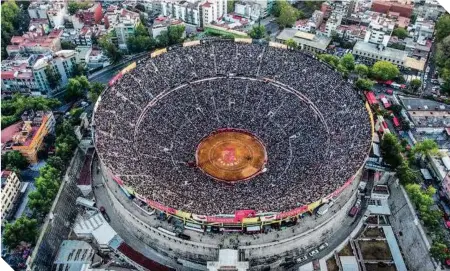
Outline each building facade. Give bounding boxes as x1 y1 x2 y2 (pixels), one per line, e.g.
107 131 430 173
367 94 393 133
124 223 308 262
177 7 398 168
1 171 22 220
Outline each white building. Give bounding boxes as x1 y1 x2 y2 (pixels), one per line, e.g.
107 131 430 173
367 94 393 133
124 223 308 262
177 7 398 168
113 9 141 50
234 1 263 21
324 13 342 37
152 16 186 38
33 50 77 96
276 29 332 53
28 0 66 28
161 0 226 28
414 17 435 40
1 171 22 220
364 17 395 47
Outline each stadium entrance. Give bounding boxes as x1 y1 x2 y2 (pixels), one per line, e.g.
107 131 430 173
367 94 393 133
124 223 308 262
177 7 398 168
195 129 267 183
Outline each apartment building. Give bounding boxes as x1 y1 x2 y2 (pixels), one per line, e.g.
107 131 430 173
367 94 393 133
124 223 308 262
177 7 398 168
1 171 22 220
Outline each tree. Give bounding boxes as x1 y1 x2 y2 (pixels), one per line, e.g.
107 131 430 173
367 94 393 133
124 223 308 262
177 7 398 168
67 1 90 15
135 23 149 37
277 3 300 28
65 77 86 102
284 39 298 49
44 66 61 89
436 14 450 42
72 63 87 77
168 25 186 45
88 82 105 103
227 0 235 13
392 28 408 39
319 54 339 67
380 133 403 169
47 156 65 172
157 31 169 47
99 35 122 63
397 160 417 184
1 151 29 170
336 64 349 78
2 217 38 249
412 139 440 158
355 78 374 90
29 165 62 217
61 40 77 50
409 78 422 92
127 35 156 53
355 64 369 77
340 53 355 71
371 61 400 81
390 104 402 114
410 14 417 24
249 25 266 39
430 242 450 261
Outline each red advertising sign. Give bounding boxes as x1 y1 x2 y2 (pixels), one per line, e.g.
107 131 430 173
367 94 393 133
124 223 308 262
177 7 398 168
206 216 236 223
146 199 177 214
234 209 256 222
276 205 308 219
112 175 124 186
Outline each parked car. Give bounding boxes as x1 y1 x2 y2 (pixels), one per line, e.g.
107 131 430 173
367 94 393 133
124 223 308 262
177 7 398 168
297 255 308 263
348 206 360 217
99 206 111 222
385 89 393 95
316 203 330 216
318 243 329 251
308 249 319 257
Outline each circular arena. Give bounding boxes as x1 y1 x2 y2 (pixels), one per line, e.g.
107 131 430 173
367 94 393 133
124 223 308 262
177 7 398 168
93 40 372 225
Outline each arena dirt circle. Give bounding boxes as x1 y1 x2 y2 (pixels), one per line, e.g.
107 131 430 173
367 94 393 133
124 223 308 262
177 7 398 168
94 41 372 216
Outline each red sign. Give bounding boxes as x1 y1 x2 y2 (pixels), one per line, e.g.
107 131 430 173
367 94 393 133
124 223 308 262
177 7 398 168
146 199 176 214
234 209 256 222
112 175 124 186
276 205 308 219
206 216 236 223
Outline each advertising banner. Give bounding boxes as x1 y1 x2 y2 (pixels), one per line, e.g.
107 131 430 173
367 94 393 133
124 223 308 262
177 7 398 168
276 205 308 219
146 199 176 214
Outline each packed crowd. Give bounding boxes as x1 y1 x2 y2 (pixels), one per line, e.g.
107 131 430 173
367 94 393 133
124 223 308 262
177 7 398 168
94 41 372 215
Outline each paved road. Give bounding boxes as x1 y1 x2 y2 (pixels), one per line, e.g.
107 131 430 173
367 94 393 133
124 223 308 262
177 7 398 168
89 53 148 84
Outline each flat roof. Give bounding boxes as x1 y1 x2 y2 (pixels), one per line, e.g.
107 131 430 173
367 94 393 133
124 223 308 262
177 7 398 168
399 96 450 111
276 28 331 51
339 256 359 271
404 57 426 71
354 41 407 62
383 226 408 271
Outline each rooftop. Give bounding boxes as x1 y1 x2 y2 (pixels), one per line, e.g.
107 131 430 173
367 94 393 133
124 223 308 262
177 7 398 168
354 41 408 62
54 240 94 271
277 29 331 51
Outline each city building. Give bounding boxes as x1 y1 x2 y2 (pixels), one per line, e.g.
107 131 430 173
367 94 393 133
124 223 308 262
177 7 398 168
234 1 263 21
324 13 342 37
1 111 55 163
33 50 77 95
112 9 141 50
27 0 66 28
371 0 414 18
53 240 102 271
151 16 186 38
161 0 226 28
413 17 435 40
276 29 332 53
71 2 103 29
1 55 40 95
429 150 450 183
294 10 324 33
364 16 395 46
1 171 22 220
6 29 63 56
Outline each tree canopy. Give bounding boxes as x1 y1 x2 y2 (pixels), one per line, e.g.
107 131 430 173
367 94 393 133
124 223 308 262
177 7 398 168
392 28 409 39
355 64 369 77
1 0 21 58
436 14 450 42
88 82 105 104
99 34 122 63
284 39 298 49
44 66 61 90
1 151 29 171
318 54 339 68
412 139 440 157
409 78 422 92
2 217 38 249
380 133 403 169
340 53 355 71
276 1 301 28
355 78 374 90
249 25 266 39
371 61 400 81
127 23 157 53
67 1 91 15
64 76 89 102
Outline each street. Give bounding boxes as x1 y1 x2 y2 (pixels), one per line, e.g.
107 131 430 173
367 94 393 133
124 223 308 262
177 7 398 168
89 53 148 84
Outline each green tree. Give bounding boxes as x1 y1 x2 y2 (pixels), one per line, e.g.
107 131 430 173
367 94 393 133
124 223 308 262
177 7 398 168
284 39 298 49
249 25 266 39
336 64 349 78
412 139 440 158
340 53 355 71
44 66 61 89
380 133 403 169
355 64 369 77
65 77 86 102
410 78 422 92
88 82 105 103
135 23 149 37
157 31 169 47
397 160 417 184
61 40 77 50
436 14 450 42
227 0 235 13
72 63 87 77
67 1 90 15
2 217 38 249
355 78 374 90
168 25 186 45
1 151 29 170
47 156 65 172
430 242 450 261
127 35 156 53
319 54 339 67
99 35 122 63
371 61 400 81
277 3 300 28
392 28 408 39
